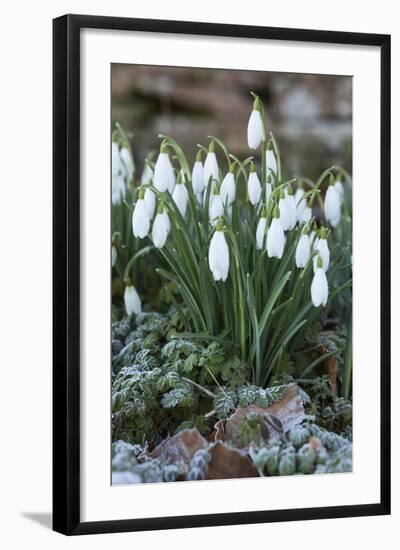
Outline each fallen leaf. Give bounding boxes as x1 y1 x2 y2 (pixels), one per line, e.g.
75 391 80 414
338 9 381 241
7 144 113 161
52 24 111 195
326 355 339 395
224 384 305 443
142 429 207 465
205 442 259 479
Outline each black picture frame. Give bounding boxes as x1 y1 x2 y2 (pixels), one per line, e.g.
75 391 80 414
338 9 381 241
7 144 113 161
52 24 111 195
53 14 391 535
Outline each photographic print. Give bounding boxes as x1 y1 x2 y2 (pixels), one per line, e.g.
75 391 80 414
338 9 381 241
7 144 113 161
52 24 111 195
111 64 353 485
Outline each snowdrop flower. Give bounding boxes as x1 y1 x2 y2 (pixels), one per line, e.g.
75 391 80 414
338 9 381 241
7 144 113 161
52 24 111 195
284 185 297 230
265 182 273 208
256 208 267 250
299 200 312 224
203 141 219 189
209 190 224 225
120 146 134 182
311 256 329 307
247 164 262 206
247 96 264 149
220 168 236 207
153 146 175 193
192 150 204 194
208 219 229 282
324 180 341 227
334 179 344 201
132 188 150 239
124 284 142 316
140 162 153 186
112 142 121 176
295 185 307 221
267 206 285 259
278 190 291 231
172 179 189 217
144 188 156 218
313 228 330 271
295 226 310 268
266 148 278 180
112 245 117 267
112 173 126 205
152 203 170 249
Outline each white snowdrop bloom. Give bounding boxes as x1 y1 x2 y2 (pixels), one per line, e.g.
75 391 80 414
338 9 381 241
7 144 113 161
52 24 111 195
295 187 307 221
152 207 170 249
140 163 153 186
220 171 236 207
295 229 310 268
203 142 219 188
132 190 150 239
284 186 297 230
112 173 126 206
192 152 204 194
256 211 267 250
324 183 341 227
247 165 262 205
300 204 312 224
311 257 329 307
278 191 291 231
208 223 229 282
120 146 134 182
172 181 189 217
153 149 174 192
112 142 121 175
266 149 278 179
144 188 156 218
112 245 117 267
265 182 273 208
247 108 263 149
313 230 330 272
209 192 224 225
310 229 320 252
334 180 344 201
267 207 285 259
124 285 142 316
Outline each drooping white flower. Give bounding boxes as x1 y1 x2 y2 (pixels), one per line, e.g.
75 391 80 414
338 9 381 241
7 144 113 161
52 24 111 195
247 99 264 149
112 142 121 175
300 204 312 224
203 142 219 188
172 180 189 217
153 148 174 192
192 151 204 194
112 173 126 205
209 191 224 225
247 165 262 205
295 228 310 268
266 149 278 180
144 188 156 218
278 190 291 231
124 285 142 316
256 209 267 250
334 180 344 201
267 207 285 259
313 229 330 271
324 183 341 227
132 189 150 239
112 245 117 267
152 205 170 249
295 186 307 221
208 222 229 282
220 170 236 207
120 146 135 182
311 257 329 307
141 162 153 186
265 182 273 208
284 186 297 230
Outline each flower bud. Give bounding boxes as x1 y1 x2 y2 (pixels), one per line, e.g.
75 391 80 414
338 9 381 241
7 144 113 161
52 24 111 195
124 285 142 316
208 226 229 282
247 164 262 205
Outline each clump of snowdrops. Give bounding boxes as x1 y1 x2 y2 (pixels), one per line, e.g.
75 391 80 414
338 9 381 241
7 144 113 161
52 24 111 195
113 94 352 388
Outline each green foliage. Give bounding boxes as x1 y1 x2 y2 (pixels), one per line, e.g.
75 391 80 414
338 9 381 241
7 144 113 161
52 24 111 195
213 389 238 419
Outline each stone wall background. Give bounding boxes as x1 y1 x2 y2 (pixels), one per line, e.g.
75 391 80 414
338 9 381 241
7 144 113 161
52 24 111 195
111 64 352 182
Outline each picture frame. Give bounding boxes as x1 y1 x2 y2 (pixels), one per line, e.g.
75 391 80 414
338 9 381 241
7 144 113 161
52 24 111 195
53 13 391 535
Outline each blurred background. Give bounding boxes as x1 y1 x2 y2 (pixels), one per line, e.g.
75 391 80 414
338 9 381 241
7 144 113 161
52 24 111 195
111 64 352 182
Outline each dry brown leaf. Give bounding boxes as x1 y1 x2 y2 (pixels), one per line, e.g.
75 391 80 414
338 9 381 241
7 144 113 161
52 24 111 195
224 384 305 442
205 442 259 479
326 355 339 395
144 429 207 465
